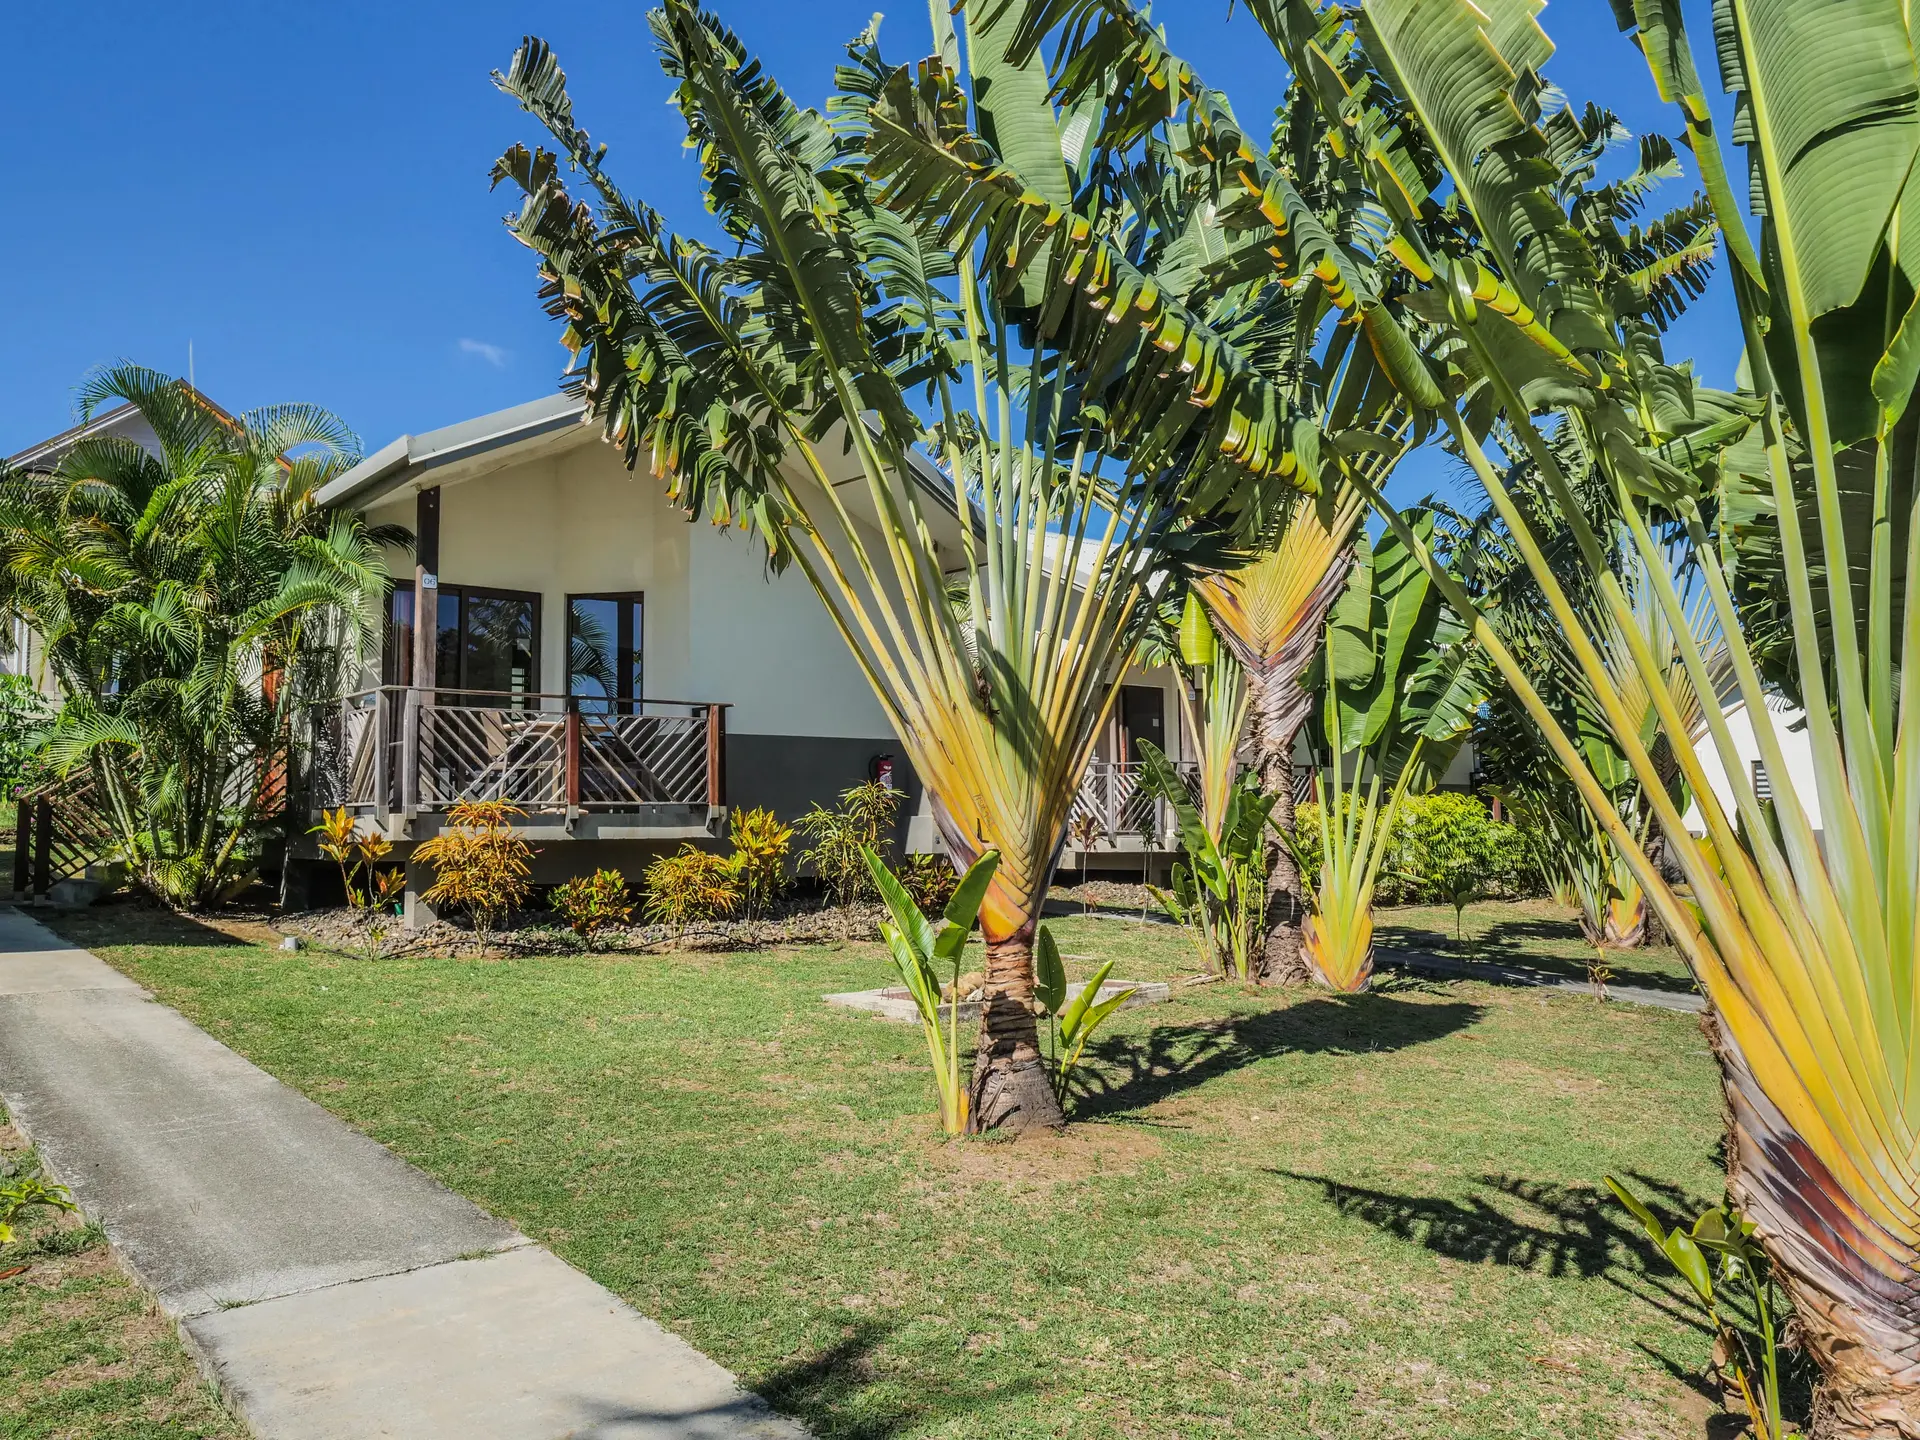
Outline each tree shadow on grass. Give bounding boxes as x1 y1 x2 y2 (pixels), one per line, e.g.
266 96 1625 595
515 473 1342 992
1374 915 1703 995
1069 994 1484 1122
1275 1167 1718 1334
569 1319 1022 1440
751 1319 1029 1440
37 902 256 951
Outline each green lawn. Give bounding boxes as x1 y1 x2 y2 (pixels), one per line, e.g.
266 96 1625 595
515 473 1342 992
1 1109 242 1440
1375 898 1700 995
38 904 1733 1439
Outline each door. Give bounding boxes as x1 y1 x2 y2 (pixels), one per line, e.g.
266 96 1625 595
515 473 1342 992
566 593 644 713
1119 685 1166 763
381 584 540 703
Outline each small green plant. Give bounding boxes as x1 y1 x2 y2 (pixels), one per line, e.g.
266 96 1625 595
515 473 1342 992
1032 925 1137 1107
798 781 901 928
1139 743 1274 981
1586 948 1614 1002
0 674 52 794
900 853 959 915
863 845 999 1135
1068 812 1105 913
1606 1178 1790 1438
643 845 740 924
1 1152 76 1250
311 806 406 959
728 807 793 918
550 868 633 947
414 799 535 952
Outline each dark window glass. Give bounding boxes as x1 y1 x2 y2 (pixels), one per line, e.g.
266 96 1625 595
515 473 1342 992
384 586 414 687
567 593 643 712
381 583 540 704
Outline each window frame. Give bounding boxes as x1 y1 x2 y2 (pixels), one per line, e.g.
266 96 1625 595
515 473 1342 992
565 591 645 712
383 582 543 701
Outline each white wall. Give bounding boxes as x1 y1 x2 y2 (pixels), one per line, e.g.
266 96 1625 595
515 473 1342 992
1681 696 1824 834
368 441 895 741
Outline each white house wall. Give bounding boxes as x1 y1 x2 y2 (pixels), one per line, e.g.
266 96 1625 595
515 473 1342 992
1681 697 1824 837
365 441 909 830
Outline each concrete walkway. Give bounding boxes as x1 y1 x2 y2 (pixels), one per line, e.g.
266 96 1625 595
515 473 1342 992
0 908 807 1440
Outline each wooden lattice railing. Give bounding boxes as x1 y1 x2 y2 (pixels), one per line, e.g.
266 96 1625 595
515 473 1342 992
309 687 727 820
11 773 113 898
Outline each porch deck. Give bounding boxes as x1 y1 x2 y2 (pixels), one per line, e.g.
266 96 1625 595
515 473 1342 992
310 687 726 838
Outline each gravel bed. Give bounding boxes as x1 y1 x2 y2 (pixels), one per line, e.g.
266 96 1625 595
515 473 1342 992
277 899 890 959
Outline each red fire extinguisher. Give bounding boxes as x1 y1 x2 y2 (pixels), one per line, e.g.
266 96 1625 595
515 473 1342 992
871 754 896 790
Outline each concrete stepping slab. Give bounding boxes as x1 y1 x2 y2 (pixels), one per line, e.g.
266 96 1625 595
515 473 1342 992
185 1246 806 1439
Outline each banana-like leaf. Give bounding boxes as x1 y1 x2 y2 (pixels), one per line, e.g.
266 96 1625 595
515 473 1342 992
937 848 1002 961
1034 923 1068 1016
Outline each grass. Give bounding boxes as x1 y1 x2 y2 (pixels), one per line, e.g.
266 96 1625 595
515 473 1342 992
0 1111 242 1440
35 900 1740 1439
1375 899 1698 995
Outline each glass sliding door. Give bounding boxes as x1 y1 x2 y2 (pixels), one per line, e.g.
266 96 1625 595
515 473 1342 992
567 593 643 712
381 583 541 704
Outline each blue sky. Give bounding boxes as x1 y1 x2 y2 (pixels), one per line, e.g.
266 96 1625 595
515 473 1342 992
4 0 1739 505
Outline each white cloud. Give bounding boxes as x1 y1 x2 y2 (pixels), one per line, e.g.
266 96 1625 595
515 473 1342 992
459 338 509 368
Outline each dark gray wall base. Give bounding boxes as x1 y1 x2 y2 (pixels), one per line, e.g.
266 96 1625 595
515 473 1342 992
725 732 921 854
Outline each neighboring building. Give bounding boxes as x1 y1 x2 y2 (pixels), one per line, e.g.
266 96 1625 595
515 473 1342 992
3 399 180 688
303 394 1205 918
1682 693 1824 842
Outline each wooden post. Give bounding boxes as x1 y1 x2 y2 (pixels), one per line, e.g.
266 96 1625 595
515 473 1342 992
706 704 727 807
32 798 52 897
564 701 581 813
12 799 30 898
372 689 390 823
401 686 421 817
411 485 440 693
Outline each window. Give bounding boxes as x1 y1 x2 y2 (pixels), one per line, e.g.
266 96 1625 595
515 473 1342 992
384 584 541 703
567 593 643 712
1751 758 1774 803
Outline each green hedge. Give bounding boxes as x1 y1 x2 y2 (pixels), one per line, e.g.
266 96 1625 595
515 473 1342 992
1290 791 1535 906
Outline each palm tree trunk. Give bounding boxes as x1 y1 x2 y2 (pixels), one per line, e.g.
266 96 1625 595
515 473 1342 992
1710 1019 1920 1437
1249 668 1313 985
968 920 1065 1133
935 800 1066 1133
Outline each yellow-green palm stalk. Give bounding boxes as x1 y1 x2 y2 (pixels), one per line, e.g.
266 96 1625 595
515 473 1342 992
493 3 1308 1128
1300 725 1418 994
1171 592 1253 843
1250 0 1920 1423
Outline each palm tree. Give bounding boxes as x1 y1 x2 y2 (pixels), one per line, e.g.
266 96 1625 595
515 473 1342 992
490 2 1315 1128
1199 489 1367 981
997 0 1429 982
1242 0 1920 1426
0 366 394 907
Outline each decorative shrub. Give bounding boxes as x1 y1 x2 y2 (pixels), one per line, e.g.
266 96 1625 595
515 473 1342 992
414 799 535 949
728 807 793 918
901 852 960 914
310 806 405 960
797 780 901 912
0 675 52 795
643 845 740 924
550 868 633 946
1395 792 1524 934
1291 791 1528 909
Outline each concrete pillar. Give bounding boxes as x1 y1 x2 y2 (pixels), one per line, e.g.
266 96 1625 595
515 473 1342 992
404 858 438 931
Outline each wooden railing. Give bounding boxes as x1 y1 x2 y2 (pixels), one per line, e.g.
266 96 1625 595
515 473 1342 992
1067 758 1200 847
310 687 727 820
